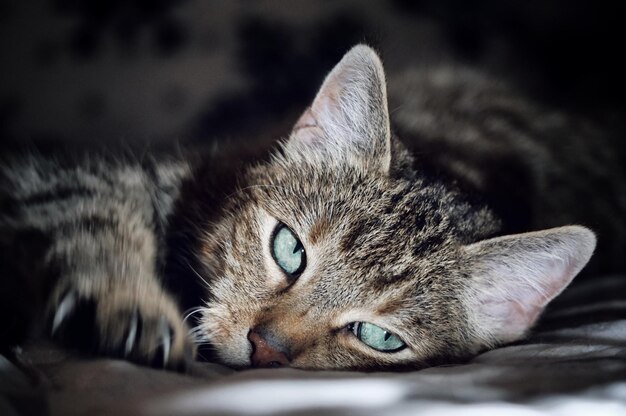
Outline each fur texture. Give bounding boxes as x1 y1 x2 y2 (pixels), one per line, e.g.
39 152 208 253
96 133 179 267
0 45 614 371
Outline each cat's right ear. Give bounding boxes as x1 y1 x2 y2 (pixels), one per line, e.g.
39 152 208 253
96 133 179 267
286 45 391 173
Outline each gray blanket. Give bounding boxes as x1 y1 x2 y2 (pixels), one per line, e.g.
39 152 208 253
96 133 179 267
2 275 625 416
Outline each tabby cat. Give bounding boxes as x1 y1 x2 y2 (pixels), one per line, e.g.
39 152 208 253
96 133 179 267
3 45 622 371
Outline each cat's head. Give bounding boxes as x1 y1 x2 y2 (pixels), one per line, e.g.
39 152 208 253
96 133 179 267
195 45 596 370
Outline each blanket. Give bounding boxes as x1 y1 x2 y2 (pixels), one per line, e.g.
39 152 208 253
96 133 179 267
2 274 625 415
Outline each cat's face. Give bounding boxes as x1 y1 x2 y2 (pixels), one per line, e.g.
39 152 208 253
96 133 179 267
198 161 480 370
195 45 596 370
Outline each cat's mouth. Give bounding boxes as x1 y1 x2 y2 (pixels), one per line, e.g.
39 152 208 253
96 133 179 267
195 317 297 369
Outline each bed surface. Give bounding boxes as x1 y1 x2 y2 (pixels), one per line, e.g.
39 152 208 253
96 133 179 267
1 2 625 415
2 274 625 416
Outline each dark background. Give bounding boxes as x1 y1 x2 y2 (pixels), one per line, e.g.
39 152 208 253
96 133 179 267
0 0 624 148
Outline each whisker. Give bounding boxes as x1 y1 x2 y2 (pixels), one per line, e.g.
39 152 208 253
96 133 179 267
187 316 220 345
389 104 405 115
188 326 211 344
183 306 205 326
186 260 211 289
192 341 213 348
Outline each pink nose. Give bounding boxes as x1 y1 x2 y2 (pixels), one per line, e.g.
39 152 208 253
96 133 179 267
248 329 290 368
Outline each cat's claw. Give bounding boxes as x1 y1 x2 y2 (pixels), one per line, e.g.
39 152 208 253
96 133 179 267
159 317 172 368
124 309 139 356
51 291 77 335
49 284 192 371
116 309 181 369
120 312 176 368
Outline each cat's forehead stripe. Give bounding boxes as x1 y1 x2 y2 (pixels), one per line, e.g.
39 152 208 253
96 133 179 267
375 296 406 315
308 216 332 245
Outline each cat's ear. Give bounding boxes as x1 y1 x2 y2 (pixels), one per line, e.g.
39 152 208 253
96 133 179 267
287 44 391 172
462 225 596 347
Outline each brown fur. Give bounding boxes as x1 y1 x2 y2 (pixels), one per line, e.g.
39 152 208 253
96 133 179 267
188 46 595 370
0 45 602 371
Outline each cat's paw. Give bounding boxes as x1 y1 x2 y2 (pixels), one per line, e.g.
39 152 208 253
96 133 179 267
49 283 194 371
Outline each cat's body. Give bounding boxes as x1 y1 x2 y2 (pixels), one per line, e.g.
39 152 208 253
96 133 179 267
388 67 626 274
0 46 618 371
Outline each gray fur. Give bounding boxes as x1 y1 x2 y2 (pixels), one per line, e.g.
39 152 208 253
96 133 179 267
0 45 617 371
0 152 193 367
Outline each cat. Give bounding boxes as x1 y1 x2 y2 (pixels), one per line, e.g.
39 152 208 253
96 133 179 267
2 44 621 372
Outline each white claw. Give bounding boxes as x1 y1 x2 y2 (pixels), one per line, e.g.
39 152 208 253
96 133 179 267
159 318 171 367
124 310 139 356
52 292 77 335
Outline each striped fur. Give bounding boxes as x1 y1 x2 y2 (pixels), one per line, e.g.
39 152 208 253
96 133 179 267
0 45 620 371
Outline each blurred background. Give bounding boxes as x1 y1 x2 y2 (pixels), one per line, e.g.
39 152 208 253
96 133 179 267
0 0 624 147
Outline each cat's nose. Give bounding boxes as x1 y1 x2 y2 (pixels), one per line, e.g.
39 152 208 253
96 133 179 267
247 327 291 368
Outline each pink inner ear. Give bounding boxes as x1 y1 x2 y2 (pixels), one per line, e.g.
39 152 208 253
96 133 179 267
285 45 392 170
481 295 544 341
292 108 324 145
465 225 596 345
477 256 578 343
292 74 343 147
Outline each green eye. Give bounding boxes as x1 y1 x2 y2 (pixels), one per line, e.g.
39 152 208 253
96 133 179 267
349 322 406 353
271 223 306 277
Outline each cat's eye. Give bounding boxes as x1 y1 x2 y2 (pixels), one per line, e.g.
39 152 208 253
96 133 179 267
348 322 406 353
271 223 306 277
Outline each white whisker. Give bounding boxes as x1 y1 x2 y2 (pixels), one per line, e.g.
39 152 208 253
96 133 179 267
186 260 211 289
183 306 205 325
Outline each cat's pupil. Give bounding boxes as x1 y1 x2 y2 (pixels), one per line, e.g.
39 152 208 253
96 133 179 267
271 223 306 277
292 240 303 254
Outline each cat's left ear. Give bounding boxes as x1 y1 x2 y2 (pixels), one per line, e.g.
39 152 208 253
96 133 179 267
462 225 596 348
288 45 391 173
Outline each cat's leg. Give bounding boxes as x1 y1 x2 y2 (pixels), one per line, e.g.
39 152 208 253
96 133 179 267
46 196 193 370
53 191 194 370
4 161 194 370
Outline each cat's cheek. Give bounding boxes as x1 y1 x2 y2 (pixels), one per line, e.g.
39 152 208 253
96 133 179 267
293 346 365 371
